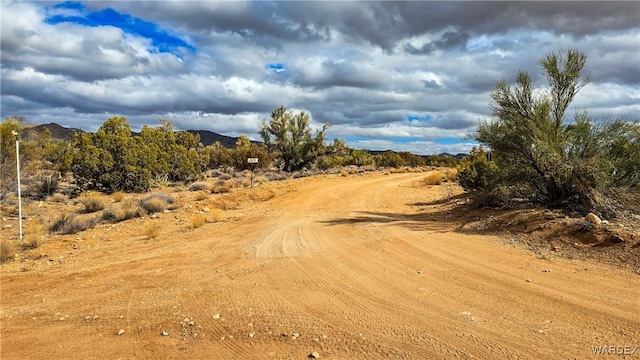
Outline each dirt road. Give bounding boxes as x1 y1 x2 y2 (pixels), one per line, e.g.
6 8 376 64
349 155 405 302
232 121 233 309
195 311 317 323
1 172 639 359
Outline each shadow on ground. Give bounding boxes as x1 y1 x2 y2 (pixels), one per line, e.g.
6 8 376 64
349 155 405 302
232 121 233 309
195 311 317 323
320 191 640 271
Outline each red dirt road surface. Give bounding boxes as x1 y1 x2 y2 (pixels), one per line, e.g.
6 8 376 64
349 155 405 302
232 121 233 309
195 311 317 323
1 172 639 359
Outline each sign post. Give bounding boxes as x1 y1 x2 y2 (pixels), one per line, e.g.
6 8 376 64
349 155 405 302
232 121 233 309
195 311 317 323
247 158 259 188
12 130 23 240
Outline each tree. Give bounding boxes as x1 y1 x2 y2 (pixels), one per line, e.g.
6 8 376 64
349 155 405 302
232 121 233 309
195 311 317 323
71 117 151 193
473 49 639 216
230 135 270 170
1 117 26 202
260 106 331 172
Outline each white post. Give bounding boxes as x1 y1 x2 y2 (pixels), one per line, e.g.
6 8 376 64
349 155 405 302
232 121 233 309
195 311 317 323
13 131 23 240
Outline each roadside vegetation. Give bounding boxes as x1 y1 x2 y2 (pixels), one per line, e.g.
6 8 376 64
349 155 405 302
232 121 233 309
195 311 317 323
459 49 639 218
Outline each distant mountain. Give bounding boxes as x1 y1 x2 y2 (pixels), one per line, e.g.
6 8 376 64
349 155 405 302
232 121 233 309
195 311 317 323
22 123 83 142
438 152 468 159
20 123 249 148
186 130 253 148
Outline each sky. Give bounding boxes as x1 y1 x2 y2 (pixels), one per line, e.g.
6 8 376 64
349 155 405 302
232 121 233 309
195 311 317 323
1 1 639 155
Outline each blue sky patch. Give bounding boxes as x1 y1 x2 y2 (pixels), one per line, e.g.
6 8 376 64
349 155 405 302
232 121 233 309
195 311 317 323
267 63 286 73
408 115 433 122
45 3 194 55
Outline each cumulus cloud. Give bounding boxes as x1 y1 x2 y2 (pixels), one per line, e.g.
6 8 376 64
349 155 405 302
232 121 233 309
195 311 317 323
1 0 638 155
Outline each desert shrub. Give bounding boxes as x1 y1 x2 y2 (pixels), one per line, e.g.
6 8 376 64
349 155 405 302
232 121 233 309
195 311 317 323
423 171 445 185
151 174 170 188
139 194 172 214
208 208 225 222
71 118 151 193
189 214 207 228
79 191 107 213
102 198 143 222
263 171 289 182
473 49 639 216
194 191 208 201
444 168 458 182
189 182 210 192
375 151 406 168
22 219 46 249
111 191 126 203
47 193 68 203
0 239 17 262
30 172 59 199
50 214 97 234
458 147 500 191
210 184 231 194
144 225 160 239
1 117 38 203
253 176 268 184
260 106 330 172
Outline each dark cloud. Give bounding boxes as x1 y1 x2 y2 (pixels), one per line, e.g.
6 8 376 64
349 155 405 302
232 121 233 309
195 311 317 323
405 31 471 55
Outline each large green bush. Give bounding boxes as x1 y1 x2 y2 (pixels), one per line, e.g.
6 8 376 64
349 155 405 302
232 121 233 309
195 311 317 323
471 49 639 216
71 117 204 193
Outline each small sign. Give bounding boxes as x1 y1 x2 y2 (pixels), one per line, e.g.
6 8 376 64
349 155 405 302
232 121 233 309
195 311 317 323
247 157 259 164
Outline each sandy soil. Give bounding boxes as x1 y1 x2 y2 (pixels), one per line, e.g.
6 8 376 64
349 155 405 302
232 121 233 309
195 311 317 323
1 172 639 359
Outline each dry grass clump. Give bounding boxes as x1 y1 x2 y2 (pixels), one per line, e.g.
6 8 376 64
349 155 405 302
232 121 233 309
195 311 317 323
102 198 144 222
0 239 17 263
207 208 225 223
217 172 233 181
139 193 175 213
189 182 210 192
223 179 238 188
194 191 208 201
22 219 46 249
423 171 445 185
144 225 160 239
211 184 232 194
111 192 126 203
189 214 207 229
444 167 458 182
253 176 268 185
50 214 97 234
79 191 107 213
47 193 68 203
263 171 289 182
